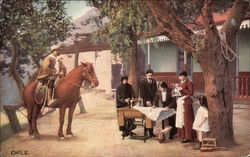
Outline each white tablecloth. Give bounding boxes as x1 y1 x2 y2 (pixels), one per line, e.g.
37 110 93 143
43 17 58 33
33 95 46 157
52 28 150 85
133 106 176 121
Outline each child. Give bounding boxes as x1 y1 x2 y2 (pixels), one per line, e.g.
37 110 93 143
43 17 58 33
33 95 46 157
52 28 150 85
192 95 210 150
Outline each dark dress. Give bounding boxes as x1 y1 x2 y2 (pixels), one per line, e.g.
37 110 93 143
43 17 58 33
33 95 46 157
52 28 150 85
116 83 136 136
140 78 157 106
154 88 177 139
177 79 196 141
116 83 135 108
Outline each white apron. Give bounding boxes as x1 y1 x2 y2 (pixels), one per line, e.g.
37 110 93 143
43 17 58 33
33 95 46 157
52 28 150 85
175 95 188 128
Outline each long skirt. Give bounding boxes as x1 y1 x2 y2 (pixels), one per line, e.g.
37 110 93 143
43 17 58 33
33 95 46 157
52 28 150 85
177 101 196 141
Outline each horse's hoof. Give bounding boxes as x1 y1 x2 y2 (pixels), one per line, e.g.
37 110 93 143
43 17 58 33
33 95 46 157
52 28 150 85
60 137 65 140
66 134 73 138
30 135 35 138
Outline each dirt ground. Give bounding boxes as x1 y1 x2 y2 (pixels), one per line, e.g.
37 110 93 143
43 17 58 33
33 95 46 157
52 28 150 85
0 90 250 157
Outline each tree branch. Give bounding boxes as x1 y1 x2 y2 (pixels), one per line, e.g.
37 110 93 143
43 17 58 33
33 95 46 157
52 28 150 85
201 0 220 39
146 0 196 54
136 26 164 39
31 55 41 69
221 0 249 42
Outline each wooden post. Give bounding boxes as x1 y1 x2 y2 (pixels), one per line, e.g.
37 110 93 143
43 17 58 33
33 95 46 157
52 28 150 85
147 42 151 69
3 105 21 134
184 50 187 71
77 96 86 114
74 40 79 68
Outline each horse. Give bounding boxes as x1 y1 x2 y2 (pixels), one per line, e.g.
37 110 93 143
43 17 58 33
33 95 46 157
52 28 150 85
23 62 99 139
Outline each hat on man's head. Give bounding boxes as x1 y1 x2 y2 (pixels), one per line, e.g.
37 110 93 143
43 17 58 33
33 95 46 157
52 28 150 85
179 71 187 77
50 45 60 52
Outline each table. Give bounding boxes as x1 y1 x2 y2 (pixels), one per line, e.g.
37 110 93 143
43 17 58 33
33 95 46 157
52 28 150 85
117 107 153 129
117 107 153 142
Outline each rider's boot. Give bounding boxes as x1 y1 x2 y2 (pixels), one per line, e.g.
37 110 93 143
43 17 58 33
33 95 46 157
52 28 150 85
47 88 58 108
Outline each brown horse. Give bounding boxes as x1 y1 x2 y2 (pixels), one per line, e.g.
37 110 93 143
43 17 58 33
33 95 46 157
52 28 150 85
23 62 99 139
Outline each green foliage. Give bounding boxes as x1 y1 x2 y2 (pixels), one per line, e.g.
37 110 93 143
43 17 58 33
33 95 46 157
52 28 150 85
86 0 154 62
0 0 74 77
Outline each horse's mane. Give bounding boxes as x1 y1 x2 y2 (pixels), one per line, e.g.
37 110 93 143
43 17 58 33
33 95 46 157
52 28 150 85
65 62 93 78
65 65 83 78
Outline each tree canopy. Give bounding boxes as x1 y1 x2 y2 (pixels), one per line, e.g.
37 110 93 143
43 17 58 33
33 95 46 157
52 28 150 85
86 0 154 62
0 0 74 77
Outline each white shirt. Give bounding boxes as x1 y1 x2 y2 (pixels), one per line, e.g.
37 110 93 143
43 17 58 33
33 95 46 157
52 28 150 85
193 106 210 132
161 91 167 102
147 78 152 84
180 79 186 84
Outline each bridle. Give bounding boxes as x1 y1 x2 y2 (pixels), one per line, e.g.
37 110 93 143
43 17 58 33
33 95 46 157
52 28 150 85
82 67 98 83
64 66 97 88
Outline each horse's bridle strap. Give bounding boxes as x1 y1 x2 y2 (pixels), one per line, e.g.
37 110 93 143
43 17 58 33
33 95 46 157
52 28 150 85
64 78 86 88
82 68 98 82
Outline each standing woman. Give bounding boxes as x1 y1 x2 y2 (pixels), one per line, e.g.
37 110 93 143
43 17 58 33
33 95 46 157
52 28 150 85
175 71 196 143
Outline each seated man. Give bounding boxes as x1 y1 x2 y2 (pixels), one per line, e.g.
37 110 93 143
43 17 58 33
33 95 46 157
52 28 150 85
154 81 177 139
36 45 61 108
116 76 136 137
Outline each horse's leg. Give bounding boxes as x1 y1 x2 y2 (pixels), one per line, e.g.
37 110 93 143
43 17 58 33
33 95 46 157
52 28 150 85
66 102 77 136
58 107 66 139
27 105 33 136
32 104 42 138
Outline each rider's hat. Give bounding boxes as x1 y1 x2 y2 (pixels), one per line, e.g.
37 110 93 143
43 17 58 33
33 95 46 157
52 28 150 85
50 45 60 52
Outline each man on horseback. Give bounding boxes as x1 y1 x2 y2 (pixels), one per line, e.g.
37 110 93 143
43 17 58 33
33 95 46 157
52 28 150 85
36 45 64 108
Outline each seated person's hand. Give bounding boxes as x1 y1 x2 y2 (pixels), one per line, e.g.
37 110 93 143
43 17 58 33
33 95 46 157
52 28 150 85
125 98 130 104
55 72 61 76
172 83 178 88
164 106 170 110
146 101 152 107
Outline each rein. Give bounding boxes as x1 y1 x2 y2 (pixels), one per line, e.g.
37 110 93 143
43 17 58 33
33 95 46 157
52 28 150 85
64 78 86 88
63 67 97 88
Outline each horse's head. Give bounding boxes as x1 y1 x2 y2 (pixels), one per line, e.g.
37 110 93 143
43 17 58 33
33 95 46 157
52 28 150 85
81 62 99 88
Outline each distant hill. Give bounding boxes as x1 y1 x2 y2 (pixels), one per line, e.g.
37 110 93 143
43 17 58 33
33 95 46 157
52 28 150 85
61 8 109 46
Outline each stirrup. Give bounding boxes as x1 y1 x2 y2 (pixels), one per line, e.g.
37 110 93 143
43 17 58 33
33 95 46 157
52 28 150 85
47 99 58 108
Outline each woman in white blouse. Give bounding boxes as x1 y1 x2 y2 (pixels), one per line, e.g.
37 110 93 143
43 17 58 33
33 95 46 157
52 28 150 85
154 81 177 140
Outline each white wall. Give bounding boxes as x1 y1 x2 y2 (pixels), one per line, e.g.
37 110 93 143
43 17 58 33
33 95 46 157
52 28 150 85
193 59 202 72
143 41 177 72
61 50 112 93
238 29 250 72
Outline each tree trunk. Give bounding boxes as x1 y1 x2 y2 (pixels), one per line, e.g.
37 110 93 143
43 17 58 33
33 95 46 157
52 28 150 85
199 44 235 146
203 70 234 147
128 38 140 97
74 52 79 68
3 105 21 134
31 55 41 69
146 0 249 147
74 41 79 68
78 96 87 114
9 40 25 103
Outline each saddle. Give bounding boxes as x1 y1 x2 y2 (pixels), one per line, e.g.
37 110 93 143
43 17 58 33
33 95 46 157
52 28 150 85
35 77 60 105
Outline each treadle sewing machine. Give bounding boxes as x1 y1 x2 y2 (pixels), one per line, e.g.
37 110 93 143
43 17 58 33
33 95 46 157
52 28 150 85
117 98 152 142
117 107 153 142
117 98 176 143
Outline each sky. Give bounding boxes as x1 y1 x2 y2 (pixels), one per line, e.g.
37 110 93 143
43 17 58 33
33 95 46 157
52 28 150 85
64 1 93 20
